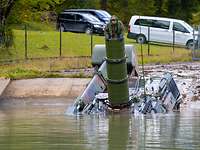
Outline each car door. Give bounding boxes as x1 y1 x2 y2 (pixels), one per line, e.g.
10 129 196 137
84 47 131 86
173 22 191 45
150 20 172 44
61 13 75 31
74 14 88 32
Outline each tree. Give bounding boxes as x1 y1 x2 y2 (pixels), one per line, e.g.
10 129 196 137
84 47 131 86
154 0 168 17
125 0 156 24
0 0 66 47
166 0 199 22
56 0 99 13
8 0 66 23
100 0 107 10
191 5 200 24
0 0 15 25
0 0 16 47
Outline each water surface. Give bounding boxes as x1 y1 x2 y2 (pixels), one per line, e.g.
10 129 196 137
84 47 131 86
0 97 200 150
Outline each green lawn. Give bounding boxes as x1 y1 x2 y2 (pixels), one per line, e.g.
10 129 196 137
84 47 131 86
0 29 192 63
0 29 193 79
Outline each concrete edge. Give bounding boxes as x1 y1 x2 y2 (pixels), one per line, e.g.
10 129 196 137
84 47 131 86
1 78 90 98
0 78 11 96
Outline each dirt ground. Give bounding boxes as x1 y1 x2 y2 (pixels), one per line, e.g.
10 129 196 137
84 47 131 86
143 62 200 105
63 61 200 105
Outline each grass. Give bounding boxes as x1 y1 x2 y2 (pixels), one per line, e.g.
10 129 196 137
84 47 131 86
0 67 90 80
0 30 94 60
0 57 92 79
0 27 194 79
10 21 56 31
0 29 192 62
0 68 62 80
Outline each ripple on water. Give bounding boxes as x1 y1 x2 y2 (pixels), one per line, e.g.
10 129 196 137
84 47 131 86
0 98 200 150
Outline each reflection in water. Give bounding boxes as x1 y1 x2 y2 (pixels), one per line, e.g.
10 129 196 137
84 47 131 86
0 98 200 150
76 115 109 150
108 114 129 150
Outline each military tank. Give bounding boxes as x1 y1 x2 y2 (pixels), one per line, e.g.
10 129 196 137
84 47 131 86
69 38 181 115
69 16 181 115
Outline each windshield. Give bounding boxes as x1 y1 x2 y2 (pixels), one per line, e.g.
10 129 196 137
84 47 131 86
182 21 194 32
83 14 101 22
97 10 111 18
94 11 107 19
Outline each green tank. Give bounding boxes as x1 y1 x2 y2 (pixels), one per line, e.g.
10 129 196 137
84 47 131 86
106 38 129 105
91 44 138 75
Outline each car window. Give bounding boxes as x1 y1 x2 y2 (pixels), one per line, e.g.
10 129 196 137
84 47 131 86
173 22 189 33
76 14 84 21
134 19 152 26
81 11 98 18
134 19 170 29
60 14 75 20
152 20 170 29
96 10 110 18
83 14 101 22
98 10 111 18
182 21 193 32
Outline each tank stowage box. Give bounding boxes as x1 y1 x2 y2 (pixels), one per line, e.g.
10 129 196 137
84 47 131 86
92 44 138 76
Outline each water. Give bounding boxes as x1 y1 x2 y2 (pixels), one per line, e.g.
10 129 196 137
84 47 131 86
0 98 200 150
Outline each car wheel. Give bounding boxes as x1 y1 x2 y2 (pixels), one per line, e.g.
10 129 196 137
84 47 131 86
186 40 194 49
136 34 146 44
85 28 92 34
59 25 65 32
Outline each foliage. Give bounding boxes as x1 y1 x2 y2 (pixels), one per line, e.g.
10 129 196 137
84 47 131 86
0 0 15 47
2 0 200 26
192 12 200 25
0 26 14 48
55 0 100 13
166 0 199 22
8 0 65 24
56 0 200 25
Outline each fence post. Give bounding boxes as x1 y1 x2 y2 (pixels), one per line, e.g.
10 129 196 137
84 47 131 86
59 23 62 57
198 26 200 49
172 30 175 53
192 27 195 59
147 26 150 56
90 29 93 56
197 25 200 60
25 24 28 59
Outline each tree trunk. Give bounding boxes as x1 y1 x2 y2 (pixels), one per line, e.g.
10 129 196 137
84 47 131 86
100 0 107 10
123 0 128 24
0 0 15 47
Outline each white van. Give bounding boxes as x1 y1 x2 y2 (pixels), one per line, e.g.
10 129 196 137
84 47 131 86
127 15 197 49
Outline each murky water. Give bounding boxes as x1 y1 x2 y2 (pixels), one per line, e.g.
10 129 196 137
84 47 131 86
0 97 200 150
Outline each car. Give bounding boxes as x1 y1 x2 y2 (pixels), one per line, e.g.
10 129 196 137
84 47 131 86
57 12 105 35
64 9 111 24
127 15 198 49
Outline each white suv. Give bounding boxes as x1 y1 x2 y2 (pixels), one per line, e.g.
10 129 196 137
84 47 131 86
127 15 197 49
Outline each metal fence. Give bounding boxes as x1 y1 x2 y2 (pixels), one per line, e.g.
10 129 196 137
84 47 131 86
0 24 197 64
192 26 200 60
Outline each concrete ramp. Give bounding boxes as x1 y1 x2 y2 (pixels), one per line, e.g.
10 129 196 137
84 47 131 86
2 78 90 98
0 78 10 96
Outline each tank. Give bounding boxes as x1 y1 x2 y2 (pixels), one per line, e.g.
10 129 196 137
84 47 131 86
92 44 138 75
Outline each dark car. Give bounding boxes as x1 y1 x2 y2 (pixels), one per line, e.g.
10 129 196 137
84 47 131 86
64 9 111 24
57 12 105 34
